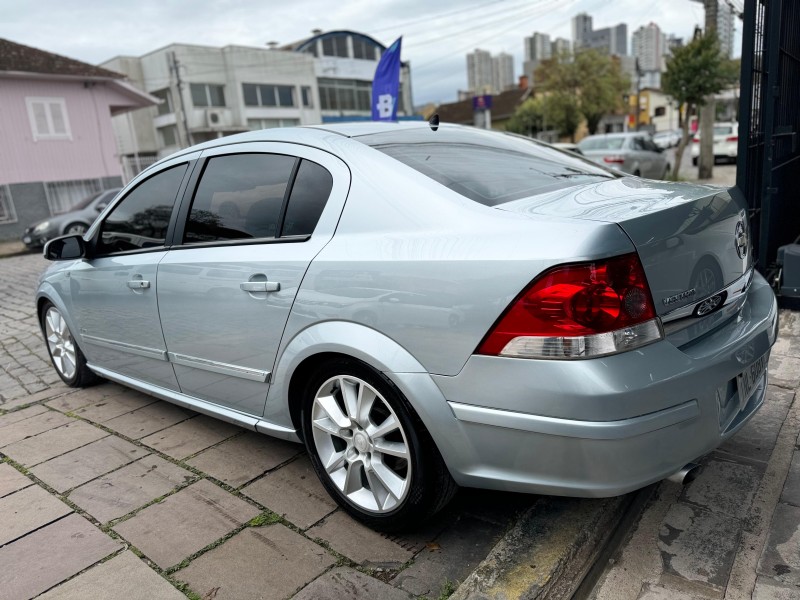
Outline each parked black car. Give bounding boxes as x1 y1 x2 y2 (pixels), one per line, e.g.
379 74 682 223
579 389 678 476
22 188 120 250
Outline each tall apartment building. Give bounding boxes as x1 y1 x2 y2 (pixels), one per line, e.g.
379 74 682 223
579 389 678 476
524 32 551 61
716 1 735 57
467 49 495 94
467 49 514 94
492 53 515 92
571 13 628 56
552 38 571 56
632 23 667 71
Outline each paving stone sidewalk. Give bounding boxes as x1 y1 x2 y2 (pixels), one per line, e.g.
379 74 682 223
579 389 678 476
0 252 533 599
593 309 800 600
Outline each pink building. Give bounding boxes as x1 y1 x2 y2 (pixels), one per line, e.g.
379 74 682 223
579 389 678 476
0 38 157 241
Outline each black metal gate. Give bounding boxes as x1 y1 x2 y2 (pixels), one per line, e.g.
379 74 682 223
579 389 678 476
737 0 800 276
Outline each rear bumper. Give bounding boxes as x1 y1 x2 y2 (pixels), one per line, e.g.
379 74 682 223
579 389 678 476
424 272 778 497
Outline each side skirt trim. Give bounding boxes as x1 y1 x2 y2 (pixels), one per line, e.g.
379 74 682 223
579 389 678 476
87 364 299 442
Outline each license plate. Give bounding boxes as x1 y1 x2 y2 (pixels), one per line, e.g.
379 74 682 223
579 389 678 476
22 236 31 244
736 353 768 409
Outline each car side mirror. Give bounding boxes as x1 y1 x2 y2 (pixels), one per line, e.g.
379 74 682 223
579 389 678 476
44 234 88 261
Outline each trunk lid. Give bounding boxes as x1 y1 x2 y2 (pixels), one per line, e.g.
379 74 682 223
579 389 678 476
498 177 752 318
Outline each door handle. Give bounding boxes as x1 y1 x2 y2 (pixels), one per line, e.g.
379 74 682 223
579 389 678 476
127 280 150 289
240 281 280 293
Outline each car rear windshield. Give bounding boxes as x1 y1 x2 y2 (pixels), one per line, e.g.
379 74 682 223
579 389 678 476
577 137 626 151
714 126 734 135
358 128 617 207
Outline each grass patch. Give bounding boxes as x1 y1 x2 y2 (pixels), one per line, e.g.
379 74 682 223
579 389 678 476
248 511 281 527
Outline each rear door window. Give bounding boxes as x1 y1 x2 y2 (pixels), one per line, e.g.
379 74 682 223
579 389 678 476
282 160 333 236
184 154 295 243
183 153 334 243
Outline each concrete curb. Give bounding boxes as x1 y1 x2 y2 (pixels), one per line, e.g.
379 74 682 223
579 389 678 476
451 493 637 600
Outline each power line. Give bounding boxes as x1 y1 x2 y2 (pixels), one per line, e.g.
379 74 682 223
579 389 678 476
414 0 576 70
369 0 513 34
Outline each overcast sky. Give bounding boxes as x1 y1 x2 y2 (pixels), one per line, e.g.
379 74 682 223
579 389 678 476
1 0 742 106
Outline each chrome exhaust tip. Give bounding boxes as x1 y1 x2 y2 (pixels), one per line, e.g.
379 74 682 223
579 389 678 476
667 462 701 485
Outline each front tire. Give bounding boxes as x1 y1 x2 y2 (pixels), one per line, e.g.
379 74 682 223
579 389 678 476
300 357 456 531
41 302 100 387
64 222 88 235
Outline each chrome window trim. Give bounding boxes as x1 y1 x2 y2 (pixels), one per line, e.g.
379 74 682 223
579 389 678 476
167 352 270 383
82 335 168 361
661 268 754 324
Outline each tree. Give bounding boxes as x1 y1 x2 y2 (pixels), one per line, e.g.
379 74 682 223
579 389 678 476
662 34 739 179
505 97 546 137
534 49 630 139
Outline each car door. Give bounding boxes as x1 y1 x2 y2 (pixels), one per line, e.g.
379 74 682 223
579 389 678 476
642 137 666 178
630 136 652 176
69 156 196 390
157 142 350 417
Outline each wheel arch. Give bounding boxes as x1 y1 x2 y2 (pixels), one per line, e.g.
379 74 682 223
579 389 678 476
266 321 431 439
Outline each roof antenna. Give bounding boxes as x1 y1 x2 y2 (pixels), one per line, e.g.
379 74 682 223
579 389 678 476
428 113 439 131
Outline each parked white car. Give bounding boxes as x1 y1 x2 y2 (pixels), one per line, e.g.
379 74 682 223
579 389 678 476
691 123 739 165
653 130 682 149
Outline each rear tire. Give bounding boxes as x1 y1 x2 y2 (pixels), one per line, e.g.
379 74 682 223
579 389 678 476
692 157 698 166
633 170 641 177
300 357 457 531
41 302 100 388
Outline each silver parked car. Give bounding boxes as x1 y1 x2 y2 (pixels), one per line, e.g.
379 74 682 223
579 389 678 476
578 132 670 178
22 188 121 250
37 123 777 531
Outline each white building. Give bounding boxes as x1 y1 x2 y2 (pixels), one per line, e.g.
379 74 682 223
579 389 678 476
467 49 494 94
552 38 571 57
632 23 667 72
102 30 413 176
572 13 628 56
102 44 321 169
492 53 515 93
284 30 413 123
525 32 551 61
716 1 735 58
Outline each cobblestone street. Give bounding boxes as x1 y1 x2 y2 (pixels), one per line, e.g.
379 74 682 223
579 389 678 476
0 253 532 600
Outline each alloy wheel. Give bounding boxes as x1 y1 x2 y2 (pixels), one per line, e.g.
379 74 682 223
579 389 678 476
44 307 77 380
310 375 411 513
66 224 87 235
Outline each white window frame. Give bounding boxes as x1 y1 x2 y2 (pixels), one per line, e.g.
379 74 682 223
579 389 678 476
25 97 72 141
0 186 18 224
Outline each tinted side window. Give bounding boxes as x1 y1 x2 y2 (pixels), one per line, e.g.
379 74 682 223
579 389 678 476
282 160 333 237
184 154 295 244
98 164 187 254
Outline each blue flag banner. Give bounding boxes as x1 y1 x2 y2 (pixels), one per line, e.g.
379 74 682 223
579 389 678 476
372 37 402 121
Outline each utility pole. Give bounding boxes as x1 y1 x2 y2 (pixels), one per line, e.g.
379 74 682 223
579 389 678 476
698 0 718 179
168 51 192 148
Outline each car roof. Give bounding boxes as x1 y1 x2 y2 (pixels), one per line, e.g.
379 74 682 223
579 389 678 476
145 121 465 173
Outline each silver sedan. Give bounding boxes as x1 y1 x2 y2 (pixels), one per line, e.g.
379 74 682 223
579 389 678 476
578 132 670 178
37 123 777 531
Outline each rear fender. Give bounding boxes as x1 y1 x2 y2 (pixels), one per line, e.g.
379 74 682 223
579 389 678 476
263 321 467 468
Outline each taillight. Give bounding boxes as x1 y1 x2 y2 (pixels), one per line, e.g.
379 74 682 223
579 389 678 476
726 136 738 142
692 137 700 143
477 253 663 359
603 156 625 164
